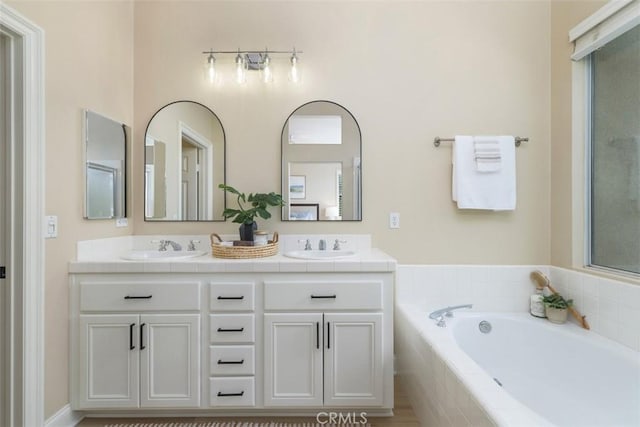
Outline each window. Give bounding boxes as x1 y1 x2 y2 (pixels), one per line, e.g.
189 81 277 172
588 24 640 275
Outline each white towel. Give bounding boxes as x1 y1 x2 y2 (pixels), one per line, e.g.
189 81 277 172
452 135 516 210
474 137 501 172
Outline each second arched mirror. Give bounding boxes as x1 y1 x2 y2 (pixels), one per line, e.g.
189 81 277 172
144 101 226 221
281 100 362 221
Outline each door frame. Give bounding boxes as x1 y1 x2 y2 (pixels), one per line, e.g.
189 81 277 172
0 4 45 426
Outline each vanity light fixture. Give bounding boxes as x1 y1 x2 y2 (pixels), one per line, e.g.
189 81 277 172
202 48 302 85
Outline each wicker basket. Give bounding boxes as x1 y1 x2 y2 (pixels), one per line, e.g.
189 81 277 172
210 232 279 259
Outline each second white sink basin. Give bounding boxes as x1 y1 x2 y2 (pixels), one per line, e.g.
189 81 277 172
121 250 207 261
284 250 357 260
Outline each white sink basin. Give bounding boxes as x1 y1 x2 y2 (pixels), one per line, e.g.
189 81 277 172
283 250 357 260
121 250 207 261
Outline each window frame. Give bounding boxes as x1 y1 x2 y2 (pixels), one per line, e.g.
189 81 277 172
571 0 640 279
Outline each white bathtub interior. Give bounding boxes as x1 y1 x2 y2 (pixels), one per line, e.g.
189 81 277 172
452 313 640 427
395 265 640 427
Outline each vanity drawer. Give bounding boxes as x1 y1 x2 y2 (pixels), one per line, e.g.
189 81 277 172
264 281 383 311
209 377 255 407
210 345 255 376
80 282 200 312
210 282 255 311
210 314 255 343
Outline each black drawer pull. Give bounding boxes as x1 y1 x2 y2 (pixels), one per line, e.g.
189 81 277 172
124 295 153 300
217 391 244 397
310 295 337 299
217 327 244 332
129 323 135 350
217 359 245 365
217 296 245 300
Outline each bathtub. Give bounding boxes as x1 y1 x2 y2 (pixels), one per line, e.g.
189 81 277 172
395 304 640 427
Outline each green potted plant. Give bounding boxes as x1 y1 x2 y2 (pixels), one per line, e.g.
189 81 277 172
219 184 285 241
543 294 573 324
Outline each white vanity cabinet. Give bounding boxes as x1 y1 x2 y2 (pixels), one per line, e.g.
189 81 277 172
70 262 395 416
72 279 201 409
263 280 386 408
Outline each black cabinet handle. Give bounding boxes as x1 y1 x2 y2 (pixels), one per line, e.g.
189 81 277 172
217 327 244 332
217 391 244 397
327 321 330 349
316 322 320 349
217 359 245 365
129 323 135 350
140 323 146 350
217 296 244 300
124 295 152 300
311 295 336 299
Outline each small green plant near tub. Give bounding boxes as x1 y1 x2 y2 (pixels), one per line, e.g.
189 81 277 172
543 294 573 324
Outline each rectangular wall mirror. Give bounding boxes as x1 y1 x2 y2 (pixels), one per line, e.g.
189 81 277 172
84 110 127 219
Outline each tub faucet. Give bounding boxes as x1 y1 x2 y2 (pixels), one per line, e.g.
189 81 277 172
429 304 473 327
318 239 326 250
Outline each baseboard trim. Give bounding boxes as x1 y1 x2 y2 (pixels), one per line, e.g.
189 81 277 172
45 404 84 427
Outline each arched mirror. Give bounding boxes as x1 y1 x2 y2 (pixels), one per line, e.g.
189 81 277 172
144 101 226 221
281 100 362 221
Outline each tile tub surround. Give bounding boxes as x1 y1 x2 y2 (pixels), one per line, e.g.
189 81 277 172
71 234 394 273
397 265 640 352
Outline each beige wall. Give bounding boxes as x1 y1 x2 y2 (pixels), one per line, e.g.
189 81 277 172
6 0 134 418
5 0 613 420
549 0 606 268
134 1 552 265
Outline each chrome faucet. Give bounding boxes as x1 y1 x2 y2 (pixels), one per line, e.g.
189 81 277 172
158 240 182 251
428 304 473 327
318 239 326 251
298 239 312 250
187 239 200 251
333 239 347 250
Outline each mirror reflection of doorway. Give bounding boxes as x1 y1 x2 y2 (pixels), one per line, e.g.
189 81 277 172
179 125 211 221
181 137 202 220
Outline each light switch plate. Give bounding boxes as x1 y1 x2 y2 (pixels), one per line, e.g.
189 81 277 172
115 218 128 228
44 215 58 238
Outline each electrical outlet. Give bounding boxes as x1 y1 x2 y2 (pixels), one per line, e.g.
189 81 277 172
389 212 400 229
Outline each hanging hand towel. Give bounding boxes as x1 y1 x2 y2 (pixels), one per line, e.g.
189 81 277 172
474 137 502 172
452 135 516 211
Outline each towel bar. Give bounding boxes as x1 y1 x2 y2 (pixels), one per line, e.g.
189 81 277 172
433 136 529 147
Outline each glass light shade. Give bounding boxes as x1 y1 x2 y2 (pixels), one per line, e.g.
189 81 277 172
261 54 273 83
206 54 217 84
288 53 301 84
235 53 246 84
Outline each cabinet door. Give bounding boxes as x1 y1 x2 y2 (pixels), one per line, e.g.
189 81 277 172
264 313 323 407
78 314 139 408
140 314 200 407
324 313 383 407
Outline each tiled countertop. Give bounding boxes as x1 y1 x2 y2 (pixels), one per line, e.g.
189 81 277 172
69 249 396 274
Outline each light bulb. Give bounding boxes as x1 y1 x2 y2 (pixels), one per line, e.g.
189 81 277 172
235 53 246 84
288 52 301 84
206 53 216 84
261 54 273 83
